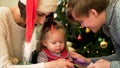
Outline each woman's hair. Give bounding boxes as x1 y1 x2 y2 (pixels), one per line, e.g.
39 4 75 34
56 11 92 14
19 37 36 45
66 0 109 23
18 0 53 22
18 0 26 21
36 13 67 53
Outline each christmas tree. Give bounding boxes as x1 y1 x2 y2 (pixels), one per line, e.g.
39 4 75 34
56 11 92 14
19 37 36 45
54 0 115 58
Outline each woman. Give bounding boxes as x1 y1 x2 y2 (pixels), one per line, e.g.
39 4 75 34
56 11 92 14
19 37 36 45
0 0 74 68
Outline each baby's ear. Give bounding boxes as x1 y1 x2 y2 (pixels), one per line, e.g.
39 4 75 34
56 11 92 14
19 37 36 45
42 40 47 47
89 9 98 17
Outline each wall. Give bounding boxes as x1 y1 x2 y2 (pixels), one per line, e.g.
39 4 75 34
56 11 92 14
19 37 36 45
0 0 18 7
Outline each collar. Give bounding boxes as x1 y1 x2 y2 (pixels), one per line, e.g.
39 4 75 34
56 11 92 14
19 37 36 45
42 48 69 60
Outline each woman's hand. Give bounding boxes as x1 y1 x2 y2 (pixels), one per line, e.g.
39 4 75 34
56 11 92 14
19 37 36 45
87 59 110 68
45 59 74 68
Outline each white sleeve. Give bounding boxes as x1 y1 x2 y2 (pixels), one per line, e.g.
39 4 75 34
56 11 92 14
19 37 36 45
0 7 45 68
9 63 45 68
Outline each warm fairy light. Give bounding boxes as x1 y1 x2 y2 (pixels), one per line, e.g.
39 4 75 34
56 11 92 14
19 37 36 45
86 28 90 33
65 24 68 26
54 13 57 18
112 50 114 53
84 46 86 49
96 51 99 53
87 51 90 53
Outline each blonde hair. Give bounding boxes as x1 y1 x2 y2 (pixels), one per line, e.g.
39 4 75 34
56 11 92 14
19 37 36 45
20 0 58 13
37 0 58 13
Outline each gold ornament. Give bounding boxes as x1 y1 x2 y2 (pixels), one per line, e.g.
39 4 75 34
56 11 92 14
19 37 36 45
86 28 90 33
100 39 108 48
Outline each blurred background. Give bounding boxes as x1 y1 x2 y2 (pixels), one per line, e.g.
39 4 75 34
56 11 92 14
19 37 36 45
0 0 18 7
0 0 115 58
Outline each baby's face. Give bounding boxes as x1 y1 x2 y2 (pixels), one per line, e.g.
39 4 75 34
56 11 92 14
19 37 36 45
43 28 65 54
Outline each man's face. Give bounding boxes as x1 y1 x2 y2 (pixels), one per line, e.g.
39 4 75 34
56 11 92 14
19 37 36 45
71 10 106 33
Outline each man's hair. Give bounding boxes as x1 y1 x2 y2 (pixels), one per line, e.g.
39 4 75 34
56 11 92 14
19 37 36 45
18 0 26 21
66 0 109 23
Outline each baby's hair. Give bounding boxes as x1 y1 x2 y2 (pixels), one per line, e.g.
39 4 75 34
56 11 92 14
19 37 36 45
36 13 67 53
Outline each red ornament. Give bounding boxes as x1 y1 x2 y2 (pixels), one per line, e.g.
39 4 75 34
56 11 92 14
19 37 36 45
77 35 82 40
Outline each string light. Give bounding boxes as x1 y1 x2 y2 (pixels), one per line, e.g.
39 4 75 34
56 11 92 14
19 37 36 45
84 46 87 49
65 23 68 26
54 13 57 18
96 51 99 54
112 50 114 53
87 51 90 53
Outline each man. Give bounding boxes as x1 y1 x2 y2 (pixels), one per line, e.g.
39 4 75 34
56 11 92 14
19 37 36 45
67 0 120 68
